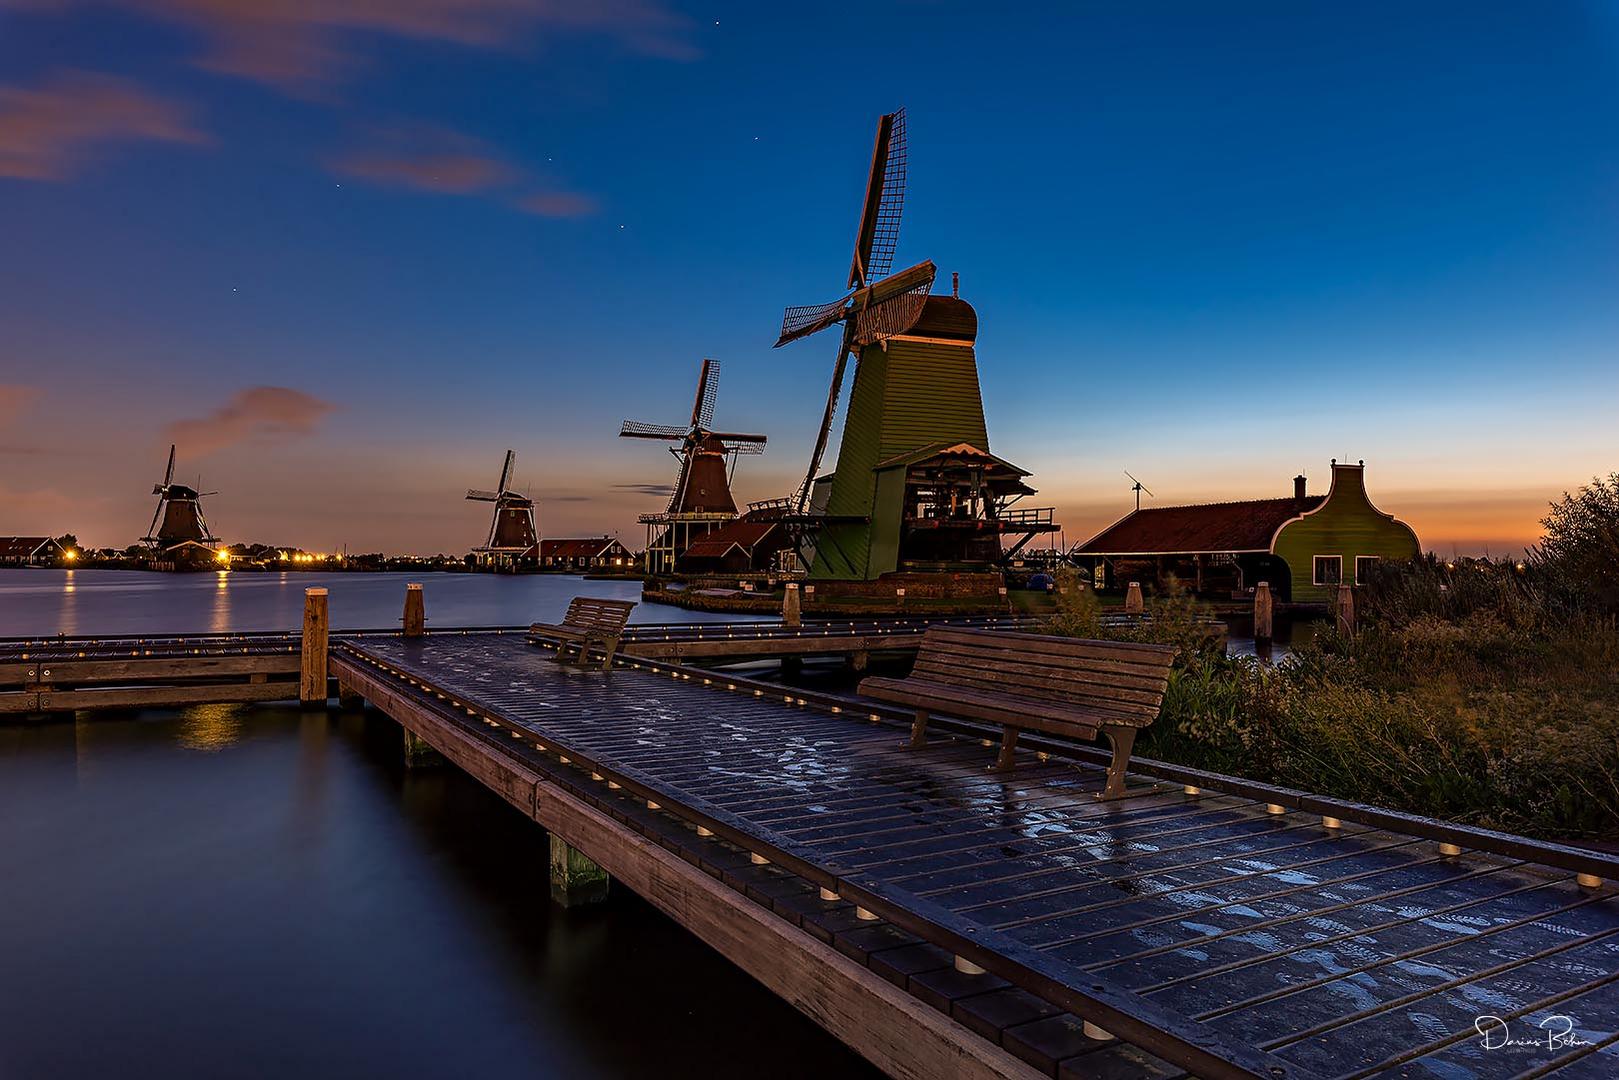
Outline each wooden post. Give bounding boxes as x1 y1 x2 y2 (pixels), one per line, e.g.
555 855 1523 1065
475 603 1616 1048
847 649 869 673
549 834 609 906
403 582 425 637
1124 581 1144 614
299 587 328 705
1253 581 1274 643
1336 583 1356 636
782 582 801 628
402 728 442 767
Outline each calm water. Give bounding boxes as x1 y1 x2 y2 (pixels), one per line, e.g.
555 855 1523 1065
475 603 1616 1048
0 568 762 637
0 707 878 1079
0 571 866 1078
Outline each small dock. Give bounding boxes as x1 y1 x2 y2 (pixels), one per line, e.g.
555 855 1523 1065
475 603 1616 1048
333 630 1619 1080
617 615 1035 664
6 615 1619 1078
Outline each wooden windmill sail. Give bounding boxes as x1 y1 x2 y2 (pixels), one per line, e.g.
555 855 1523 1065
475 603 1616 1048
144 444 218 549
620 359 766 573
772 108 1056 581
467 450 537 560
620 359 766 516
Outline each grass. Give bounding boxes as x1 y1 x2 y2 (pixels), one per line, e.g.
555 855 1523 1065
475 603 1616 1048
1043 566 1619 841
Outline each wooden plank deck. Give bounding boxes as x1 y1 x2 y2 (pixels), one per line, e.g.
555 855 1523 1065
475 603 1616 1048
335 631 1619 1080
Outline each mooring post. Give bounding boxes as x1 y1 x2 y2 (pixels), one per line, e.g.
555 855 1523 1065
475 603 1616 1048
1336 583 1356 636
403 582 425 637
549 834 609 906
1253 581 1274 643
299 587 328 706
782 582 801 628
1124 581 1144 615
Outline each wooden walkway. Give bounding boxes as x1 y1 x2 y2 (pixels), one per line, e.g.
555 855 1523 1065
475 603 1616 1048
333 631 1619 1080
616 615 1035 662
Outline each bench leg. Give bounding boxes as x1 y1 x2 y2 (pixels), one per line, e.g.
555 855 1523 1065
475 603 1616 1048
909 709 929 749
599 638 618 672
994 725 1019 771
1100 725 1137 800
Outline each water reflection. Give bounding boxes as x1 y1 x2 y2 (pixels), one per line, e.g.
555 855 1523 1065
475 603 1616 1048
175 702 246 751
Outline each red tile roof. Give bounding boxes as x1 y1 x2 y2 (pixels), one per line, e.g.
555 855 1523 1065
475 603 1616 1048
1076 497 1323 555
540 537 625 559
0 536 56 558
681 521 779 559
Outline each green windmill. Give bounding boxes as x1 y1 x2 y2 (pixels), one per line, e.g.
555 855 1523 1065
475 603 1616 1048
774 109 1058 582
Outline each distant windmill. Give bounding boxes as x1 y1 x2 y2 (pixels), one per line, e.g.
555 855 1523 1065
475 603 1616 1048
619 359 767 515
467 450 538 559
1125 470 1155 512
144 444 217 548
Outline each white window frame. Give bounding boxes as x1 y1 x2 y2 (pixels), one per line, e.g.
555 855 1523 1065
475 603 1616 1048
1313 555 1343 586
1355 555 1380 584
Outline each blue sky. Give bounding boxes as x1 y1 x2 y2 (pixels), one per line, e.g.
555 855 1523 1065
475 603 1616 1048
1 1 1616 553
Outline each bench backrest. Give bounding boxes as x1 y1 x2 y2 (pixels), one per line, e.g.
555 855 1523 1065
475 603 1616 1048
909 626 1175 725
561 597 636 634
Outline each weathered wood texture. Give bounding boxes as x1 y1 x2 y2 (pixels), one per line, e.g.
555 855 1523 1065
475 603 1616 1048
859 627 1175 798
299 588 329 704
403 583 425 637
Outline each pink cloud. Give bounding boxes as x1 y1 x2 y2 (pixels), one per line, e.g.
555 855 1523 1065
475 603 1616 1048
0 70 205 181
334 146 514 194
516 189 598 218
165 386 337 456
62 1 698 89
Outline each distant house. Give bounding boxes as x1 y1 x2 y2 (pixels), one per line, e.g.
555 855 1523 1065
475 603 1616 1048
539 537 635 572
1074 461 1419 603
676 519 792 574
0 536 65 566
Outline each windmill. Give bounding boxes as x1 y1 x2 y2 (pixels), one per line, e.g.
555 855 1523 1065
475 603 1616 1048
466 450 537 564
619 359 766 573
770 108 1057 581
619 359 766 516
144 444 218 549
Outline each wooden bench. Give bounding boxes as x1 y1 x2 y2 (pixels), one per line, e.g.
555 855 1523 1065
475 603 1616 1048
529 597 637 671
857 626 1176 799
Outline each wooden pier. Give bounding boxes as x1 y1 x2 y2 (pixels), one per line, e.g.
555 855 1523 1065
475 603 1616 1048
615 614 1035 664
7 613 1619 1078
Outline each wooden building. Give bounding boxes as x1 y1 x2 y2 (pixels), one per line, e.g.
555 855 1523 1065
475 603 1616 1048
1074 461 1420 603
0 536 65 566
675 518 792 574
538 537 634 572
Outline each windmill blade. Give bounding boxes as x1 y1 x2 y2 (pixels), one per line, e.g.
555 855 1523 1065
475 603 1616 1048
691 358 720 430
466 489 500 501
620 420 688 439
774 294 850 349
164 444 176 486
146 496 164 540
848 108 907 290
710 431 766 444
498 449 516 493
849 260 935 345
796 325 855 512
722 440 766 455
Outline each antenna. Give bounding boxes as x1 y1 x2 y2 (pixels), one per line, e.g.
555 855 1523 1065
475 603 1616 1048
1124 470 1155 512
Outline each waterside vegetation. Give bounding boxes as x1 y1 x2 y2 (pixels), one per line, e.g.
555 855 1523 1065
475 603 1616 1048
1045 474 1619 842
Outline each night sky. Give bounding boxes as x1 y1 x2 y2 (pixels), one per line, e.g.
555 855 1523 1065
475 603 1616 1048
2 2 1616 555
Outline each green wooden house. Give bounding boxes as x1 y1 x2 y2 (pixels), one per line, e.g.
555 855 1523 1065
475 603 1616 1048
1075 461 1420 602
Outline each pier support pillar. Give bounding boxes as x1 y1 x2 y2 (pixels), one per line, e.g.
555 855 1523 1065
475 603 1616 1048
1124 581 1144 615
300 587 329 705
336 679 364 709
782 583 801 628
549 834 609 907
847 649 869 674
403 583 425 637
1336 584 1356 636
403 728 442 767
